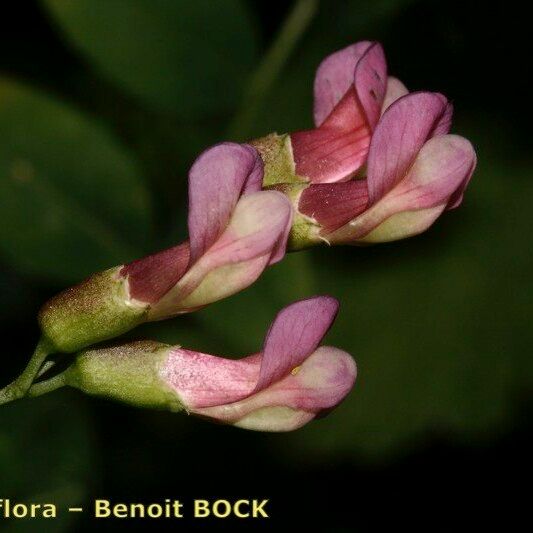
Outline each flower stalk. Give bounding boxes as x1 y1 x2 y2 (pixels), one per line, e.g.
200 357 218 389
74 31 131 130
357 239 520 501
0 338 52 405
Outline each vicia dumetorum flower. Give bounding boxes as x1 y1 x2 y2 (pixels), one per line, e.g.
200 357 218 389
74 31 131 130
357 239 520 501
1 40 476 426
27 297 356 432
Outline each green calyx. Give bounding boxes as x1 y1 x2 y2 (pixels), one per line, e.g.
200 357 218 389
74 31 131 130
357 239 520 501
267 182 323 251
38 267 149 353
289 211 323 251
250 133 307 186
63 341 183 411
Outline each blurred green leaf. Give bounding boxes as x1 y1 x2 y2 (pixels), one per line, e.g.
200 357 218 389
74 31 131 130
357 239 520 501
0 78 151 284
0 392 96 532
0 267 36 320
43 0 258 119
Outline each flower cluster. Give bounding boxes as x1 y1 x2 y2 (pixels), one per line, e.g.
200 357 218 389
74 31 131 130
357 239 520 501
1 40 476 433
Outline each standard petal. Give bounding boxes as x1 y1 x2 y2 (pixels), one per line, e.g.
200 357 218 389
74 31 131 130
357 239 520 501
150 191 292 316
195 346 357 432
381 76 409 113
188 142 264 264
313 41 373 127
255 296 339 391
367 92 450 205
354 42 387 129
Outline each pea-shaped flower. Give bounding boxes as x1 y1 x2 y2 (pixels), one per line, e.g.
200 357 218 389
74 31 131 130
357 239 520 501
39 143 292 353
37 296 356 432
288 92 476 245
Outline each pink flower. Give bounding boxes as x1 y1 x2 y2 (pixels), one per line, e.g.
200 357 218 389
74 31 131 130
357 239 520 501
297 92 476 243
39 143 292 352
122 142 292 318
67 296 356 432
160 295 355 431
289 41 407 184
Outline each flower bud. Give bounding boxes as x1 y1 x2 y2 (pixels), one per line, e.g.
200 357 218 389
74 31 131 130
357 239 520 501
60 296 356 431
38 143 292 353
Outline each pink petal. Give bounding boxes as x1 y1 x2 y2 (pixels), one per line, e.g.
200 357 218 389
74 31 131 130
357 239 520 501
255 296 339 391
291 87 371 183
381 76 409 113
367 92 451 206
188 142 263 264
121 241 190 303
354 42 387 129
298 180 369 233
195 346 357 432
313 41 373 127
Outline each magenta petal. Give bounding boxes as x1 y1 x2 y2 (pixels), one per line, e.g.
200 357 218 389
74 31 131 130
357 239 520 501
188 142 264 264
254 296 339 391
299 180 369 232
367 92 450 205
354 42 387 129
121 241 191 303
313 41 373 127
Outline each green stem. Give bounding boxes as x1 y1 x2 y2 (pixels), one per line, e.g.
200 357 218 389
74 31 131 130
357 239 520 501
0 337 53 406
27 373 68 398
227 0 319 140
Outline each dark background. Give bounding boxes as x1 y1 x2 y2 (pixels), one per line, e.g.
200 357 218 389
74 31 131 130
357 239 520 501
0 1 530 531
